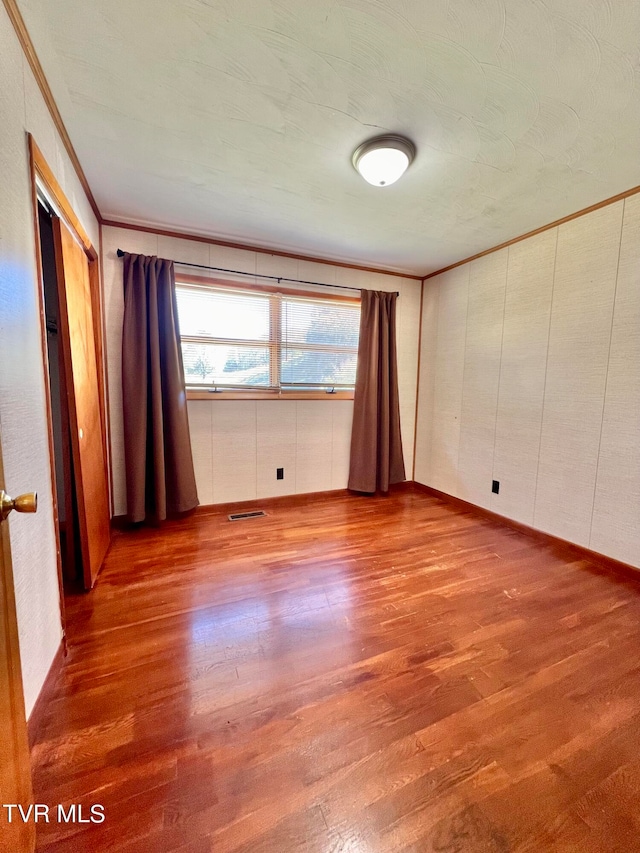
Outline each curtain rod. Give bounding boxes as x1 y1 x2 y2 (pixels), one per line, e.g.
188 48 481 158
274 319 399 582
115 249 399 295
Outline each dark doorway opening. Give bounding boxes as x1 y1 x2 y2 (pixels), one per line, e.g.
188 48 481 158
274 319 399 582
38 201 83 591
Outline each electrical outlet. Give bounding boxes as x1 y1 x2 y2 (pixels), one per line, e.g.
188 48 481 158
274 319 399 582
492 480 500 494
276 468 284 480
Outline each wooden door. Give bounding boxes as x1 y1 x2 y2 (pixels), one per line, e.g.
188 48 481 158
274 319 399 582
0 432 35 853
52 217 110 589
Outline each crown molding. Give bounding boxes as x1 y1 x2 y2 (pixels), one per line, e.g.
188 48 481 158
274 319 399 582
101 218 423 280
422 181 640 282
3 0 101 222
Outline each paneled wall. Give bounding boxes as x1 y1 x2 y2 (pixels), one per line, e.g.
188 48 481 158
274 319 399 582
415 195 640 569
187 400 353 504
457 250 508 506
102 226 421 516
0 4 99 714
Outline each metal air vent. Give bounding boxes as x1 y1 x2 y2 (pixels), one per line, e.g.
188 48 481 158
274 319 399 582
228 510 267 521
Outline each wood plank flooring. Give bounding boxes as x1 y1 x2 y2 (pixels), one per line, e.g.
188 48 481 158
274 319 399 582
31 486 640 852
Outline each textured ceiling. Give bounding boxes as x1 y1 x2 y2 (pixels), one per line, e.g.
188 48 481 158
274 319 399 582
17 0 640 274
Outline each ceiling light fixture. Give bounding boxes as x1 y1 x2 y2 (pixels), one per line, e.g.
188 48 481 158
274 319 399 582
352 134 416 187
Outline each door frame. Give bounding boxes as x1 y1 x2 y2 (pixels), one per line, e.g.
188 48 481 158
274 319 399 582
28 134 111 605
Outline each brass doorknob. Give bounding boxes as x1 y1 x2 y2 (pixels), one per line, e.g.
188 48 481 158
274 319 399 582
0 490 38 522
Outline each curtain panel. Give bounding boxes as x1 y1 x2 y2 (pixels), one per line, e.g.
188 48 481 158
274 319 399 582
121 252 199 523
348 289 405 493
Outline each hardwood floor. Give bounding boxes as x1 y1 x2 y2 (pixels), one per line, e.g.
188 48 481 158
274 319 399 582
31 486 640 852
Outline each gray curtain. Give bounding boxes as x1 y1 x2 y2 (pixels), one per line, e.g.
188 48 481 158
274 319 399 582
122 253 199 523
348 289 405 493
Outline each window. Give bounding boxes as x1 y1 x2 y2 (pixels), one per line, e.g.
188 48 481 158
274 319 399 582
176 281 361 395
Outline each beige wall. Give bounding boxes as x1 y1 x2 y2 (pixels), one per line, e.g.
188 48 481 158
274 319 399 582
415 196 640 569
102 226 421 515
0 4 99 714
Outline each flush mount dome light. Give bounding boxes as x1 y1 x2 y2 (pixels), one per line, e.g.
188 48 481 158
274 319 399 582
352 134 416 187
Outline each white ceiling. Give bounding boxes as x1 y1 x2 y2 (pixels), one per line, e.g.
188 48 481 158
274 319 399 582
17 0 640 275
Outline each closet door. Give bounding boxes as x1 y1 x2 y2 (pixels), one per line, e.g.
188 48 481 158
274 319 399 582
52 217 110 589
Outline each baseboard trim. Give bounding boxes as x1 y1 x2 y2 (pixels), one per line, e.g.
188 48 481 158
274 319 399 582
28 639 65 748
410 482 639 581
195 488 352 516
110 483 416 528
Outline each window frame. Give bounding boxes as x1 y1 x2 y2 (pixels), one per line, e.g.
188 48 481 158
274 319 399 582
176 273 360 401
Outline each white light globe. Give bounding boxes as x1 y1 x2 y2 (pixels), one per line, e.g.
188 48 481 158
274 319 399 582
352 135 415 187
357 148 409 186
